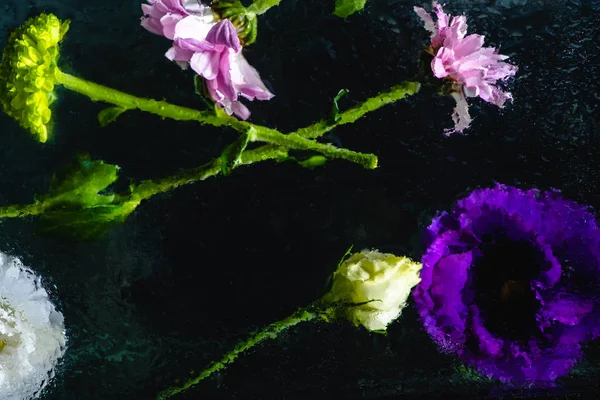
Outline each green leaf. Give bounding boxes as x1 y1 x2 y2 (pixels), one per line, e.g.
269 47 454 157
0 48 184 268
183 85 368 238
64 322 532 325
37 155 139 240
37 201 139 240
329 88 349 123
43 155 118 208
298 155 327 169
333 0 367 18
219 130 252 176
98 106 127 127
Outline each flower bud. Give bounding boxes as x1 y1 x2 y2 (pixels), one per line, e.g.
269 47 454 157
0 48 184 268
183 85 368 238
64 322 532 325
211 0 258 46
322 249 422 332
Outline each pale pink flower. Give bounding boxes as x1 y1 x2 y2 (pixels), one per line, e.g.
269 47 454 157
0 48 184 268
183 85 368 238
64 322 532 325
414 2 518 135
141 2 274 119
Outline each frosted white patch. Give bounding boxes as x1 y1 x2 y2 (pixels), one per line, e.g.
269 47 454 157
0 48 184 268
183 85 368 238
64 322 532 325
0 254 67 400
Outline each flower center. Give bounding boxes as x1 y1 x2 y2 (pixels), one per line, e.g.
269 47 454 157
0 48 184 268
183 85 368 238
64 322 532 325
472 236 544 340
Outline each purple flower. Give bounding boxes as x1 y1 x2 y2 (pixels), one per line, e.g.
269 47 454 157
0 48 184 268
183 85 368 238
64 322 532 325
413 184 600 383
414 2 518 135
141 2 274 119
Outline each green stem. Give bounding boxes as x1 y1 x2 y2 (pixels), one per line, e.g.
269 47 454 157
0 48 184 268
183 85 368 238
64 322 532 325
55 69 227 127
55 70 377 169
0 80 420 223
247 0 281 15
292 81 421 140
249 128 377 169
125 82 422 201
130 145 289 201
156 304 328 400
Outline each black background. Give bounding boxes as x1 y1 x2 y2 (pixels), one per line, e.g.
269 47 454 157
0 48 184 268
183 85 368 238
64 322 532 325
1 0 600 399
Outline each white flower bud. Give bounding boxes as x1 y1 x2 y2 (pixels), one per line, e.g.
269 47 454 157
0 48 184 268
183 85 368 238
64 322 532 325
323 249 422 332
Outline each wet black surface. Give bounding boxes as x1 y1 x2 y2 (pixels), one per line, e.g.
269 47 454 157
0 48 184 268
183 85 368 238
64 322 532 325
0 0 599 399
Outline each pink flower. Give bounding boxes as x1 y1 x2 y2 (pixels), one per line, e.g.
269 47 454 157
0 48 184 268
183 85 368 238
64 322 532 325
141 2 274 119
141 0 208 40
170 19 274 119
414 2 518 135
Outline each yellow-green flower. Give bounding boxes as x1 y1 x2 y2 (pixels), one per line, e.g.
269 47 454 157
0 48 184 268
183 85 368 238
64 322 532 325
0 13 70 143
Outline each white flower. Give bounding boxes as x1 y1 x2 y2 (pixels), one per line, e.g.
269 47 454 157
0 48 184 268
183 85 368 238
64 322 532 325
0 252 66 400
322 249 422 332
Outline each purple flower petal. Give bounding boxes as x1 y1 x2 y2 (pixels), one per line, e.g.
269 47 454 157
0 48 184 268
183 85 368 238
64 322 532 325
414 184 600 383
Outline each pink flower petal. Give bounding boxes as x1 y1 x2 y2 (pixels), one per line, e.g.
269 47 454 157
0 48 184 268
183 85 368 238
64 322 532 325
141 18 163 36
489 87 513 108
453 34 484 59
414 6 437 37
162 0 185 13
181 0 204 13
205 20 241 52
431 47 453 78
231 101 251 120
216 50 237 102
160 13 183 40
445 90 473 136
174 36 214 52
432 1 449 31
165 44 194 63
445 15 467 44
174 15 214 41
205 78 223 103
190 51 221 80
140 0 193 38
230 52 274 101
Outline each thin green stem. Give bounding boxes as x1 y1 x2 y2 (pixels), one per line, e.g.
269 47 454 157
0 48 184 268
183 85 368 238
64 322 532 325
292 81 421 140
156 304 329 400
130 145 289 201
250 128 377 169
55 69 226 126
247 0 281 15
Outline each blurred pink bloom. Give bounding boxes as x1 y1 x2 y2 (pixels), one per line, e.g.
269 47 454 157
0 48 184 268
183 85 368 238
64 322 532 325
414 2 518 135
141 2 274 119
